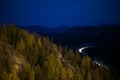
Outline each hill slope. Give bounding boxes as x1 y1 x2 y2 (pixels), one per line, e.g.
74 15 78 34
0 24 119 80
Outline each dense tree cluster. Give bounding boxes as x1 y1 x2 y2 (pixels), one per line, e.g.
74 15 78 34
0 24 119 80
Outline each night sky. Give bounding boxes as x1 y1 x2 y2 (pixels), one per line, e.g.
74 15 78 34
0 0 120 27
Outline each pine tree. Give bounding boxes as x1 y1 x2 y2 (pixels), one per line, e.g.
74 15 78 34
9 71 19 80
66 68 74 80
1 71 9 80
16 38 25 52
29 70 35 80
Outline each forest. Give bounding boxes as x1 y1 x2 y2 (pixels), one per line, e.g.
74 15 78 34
0 24 119 80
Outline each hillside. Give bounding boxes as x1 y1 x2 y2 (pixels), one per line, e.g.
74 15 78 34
22 25 120 69
0 24 119 80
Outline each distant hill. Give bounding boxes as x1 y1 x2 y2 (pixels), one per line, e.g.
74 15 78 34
22 24 120 47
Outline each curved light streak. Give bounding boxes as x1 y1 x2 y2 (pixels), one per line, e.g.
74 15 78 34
78 46 88 53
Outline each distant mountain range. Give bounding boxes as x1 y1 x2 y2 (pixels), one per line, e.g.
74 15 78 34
20 24 120 47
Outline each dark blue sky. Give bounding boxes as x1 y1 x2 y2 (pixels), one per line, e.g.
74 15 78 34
0 0 120 27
